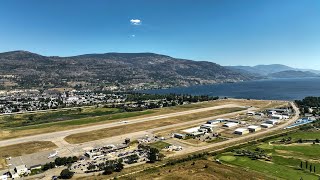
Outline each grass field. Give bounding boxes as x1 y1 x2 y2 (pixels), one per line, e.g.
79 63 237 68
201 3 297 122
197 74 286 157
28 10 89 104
217 130 320 179
149 141 171 150
65 107 245 144
218 155 318 180
0 107 120 128
0 141 57 170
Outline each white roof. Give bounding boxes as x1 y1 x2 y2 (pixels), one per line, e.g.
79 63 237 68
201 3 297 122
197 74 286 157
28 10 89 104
261 123 273 127
224 122 238 127
201 124 217 127
15 165 27 171
267 119 279 122
234 128 248 132
182 127 200 133
247 125 260 129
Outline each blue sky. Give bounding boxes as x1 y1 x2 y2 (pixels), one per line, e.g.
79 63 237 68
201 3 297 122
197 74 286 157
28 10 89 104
0 0 319 69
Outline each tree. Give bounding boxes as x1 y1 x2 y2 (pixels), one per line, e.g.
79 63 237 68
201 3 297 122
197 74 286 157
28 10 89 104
310 164 312 172
114 161 124 172
59 169 74 179
103 166 113 175
124 138 131 145
306 161 308 169
314 166 316 173
300 161 303 169
147 147 159 163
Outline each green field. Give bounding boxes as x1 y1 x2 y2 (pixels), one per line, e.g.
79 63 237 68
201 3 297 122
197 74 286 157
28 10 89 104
149 141 171 150
218 155 318 180
217 130 320 180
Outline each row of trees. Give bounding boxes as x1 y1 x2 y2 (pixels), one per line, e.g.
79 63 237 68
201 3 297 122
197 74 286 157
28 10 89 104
300 161 316 173
126 93 219 102
86 159 124 175
42 156 78 171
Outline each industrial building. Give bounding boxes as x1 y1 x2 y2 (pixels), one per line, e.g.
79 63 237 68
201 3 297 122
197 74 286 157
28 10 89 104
187 131 205 137
247 125 261 132
261 123 273 128
200 124 217 132
265 119 279 125
234 128 250 135
223 122 239 128
207 119 225 124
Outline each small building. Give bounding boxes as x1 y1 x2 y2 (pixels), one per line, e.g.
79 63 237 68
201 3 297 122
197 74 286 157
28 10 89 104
261 123 273 128
14 165 28 175
271 114 283 120
200 124 217 132
247 125 261 132
173 133 186 139
265 119 279 125
234 128 249 135
187 131 205 137
30 164 42 170
223 122 239 128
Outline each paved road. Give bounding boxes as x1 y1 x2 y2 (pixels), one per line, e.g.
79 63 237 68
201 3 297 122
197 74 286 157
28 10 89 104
0 104 243 147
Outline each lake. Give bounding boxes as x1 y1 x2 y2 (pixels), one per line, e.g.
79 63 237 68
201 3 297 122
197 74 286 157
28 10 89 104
141 78 320 100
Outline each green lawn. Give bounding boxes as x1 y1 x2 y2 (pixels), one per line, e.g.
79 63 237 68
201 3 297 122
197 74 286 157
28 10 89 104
218 155 318 180
149 141 171 150
13 110 154 130
217 130 320 180
0 107 122 128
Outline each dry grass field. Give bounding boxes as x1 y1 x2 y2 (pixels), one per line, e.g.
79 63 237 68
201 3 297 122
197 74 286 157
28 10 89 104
76 159 270 180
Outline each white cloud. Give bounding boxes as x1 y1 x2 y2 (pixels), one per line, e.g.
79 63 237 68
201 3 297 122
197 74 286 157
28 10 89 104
130 19 141 25
131 34 136 37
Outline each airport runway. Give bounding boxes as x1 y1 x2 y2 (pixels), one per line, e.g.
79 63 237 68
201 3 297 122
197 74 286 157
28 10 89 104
0 103 243 147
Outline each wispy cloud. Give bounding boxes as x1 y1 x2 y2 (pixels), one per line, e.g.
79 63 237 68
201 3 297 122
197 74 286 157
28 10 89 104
131 34 136 37
130 19 142 25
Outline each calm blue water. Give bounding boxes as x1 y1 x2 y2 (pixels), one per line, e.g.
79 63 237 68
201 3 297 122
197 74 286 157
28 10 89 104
141 78 320 100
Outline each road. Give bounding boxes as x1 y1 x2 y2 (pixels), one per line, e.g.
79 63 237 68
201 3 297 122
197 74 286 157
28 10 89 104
0 104 243 147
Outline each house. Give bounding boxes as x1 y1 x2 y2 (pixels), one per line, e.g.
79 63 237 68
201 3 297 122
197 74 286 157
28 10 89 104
234 128 249 135
261 123 273 128
247 125 261 132
223 122 239 128
265 119 279 125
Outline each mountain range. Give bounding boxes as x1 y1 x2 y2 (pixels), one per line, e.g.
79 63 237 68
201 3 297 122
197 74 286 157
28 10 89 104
0 51 254 90
0 51 318 91
226 64 320 78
